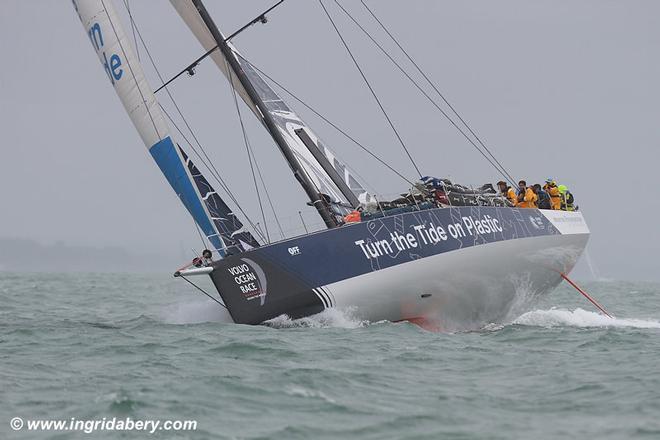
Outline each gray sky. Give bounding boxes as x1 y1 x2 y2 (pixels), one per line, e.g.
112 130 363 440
1 0 658 280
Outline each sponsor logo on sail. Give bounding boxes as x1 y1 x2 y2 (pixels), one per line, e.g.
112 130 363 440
85 20 123 85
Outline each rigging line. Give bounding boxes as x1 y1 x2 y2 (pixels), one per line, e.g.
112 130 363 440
244 137 270 244
105 15 207 254
156 0 286 94
241 57 414 187
122 0 140 62
335 0 516 187
100 0 161 141
107 4 214 251
318 0 422 178
252 222 267 241
160 105 267 243
224 0 285 42
164 98 268 244
249 137 286 239
190 207 209 250
160 106 228 196
129 19 231 195
298 211 310 234
361 2 517 187
360 0 518 186
127 14 266 243
227 62 270 244
178 275 228 310
160 104 266 243
154 0 285 94
154 45 218 94
128 15 238 205
221 59 331 225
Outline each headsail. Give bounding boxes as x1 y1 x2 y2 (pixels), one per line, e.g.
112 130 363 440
73 0 259 256
169 0 373 211
179 148 261 253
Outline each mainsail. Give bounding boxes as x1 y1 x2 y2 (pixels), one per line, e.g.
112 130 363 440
169 0 374 213
73 0 258 256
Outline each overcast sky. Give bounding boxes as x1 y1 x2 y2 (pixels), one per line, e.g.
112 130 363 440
1 0 658 280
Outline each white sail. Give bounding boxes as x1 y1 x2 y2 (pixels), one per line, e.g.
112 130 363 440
72 0 259 256
74 0 168 148
170 0 373 207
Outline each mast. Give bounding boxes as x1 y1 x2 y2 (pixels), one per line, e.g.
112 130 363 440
190 0 338 229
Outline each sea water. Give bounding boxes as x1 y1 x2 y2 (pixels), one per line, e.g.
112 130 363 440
2 272 659 439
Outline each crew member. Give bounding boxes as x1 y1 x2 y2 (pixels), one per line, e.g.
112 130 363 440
343 209 362 224
202 249 213 266
497 180 517 207
534 184 551 210
558 185 575 211
517 180 538 208
544 179 561 210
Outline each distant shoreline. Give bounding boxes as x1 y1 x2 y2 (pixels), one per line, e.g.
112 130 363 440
0 238 184 273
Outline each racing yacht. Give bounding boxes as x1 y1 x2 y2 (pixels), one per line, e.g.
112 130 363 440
73 0 589 330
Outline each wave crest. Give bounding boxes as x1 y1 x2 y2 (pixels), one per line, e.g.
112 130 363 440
513 308 660 329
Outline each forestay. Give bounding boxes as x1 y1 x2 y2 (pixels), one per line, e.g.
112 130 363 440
169 0 374 209
72 0 258 256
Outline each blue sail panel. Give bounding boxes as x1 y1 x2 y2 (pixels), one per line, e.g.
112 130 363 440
149 137 225 254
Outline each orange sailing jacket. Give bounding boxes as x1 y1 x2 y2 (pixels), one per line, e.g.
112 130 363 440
344 210 362 223
506 187 518 206
518 188 538 208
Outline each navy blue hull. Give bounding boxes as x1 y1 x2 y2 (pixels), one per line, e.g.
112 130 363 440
210 206 566 324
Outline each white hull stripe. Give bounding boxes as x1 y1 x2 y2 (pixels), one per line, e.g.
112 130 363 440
320 286 336 308
313 288 333 309
312 289 328 308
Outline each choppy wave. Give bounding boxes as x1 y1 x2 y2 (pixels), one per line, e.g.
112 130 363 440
285 386 337 404
5 273 660 440
264 308 369 329
160 301 370 328
159 297 660 333
512 308 660 329
159 299 234 325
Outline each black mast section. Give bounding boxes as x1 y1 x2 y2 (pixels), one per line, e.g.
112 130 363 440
191 0 338 229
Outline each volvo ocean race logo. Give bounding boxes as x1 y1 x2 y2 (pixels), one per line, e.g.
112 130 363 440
226 259 268 306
